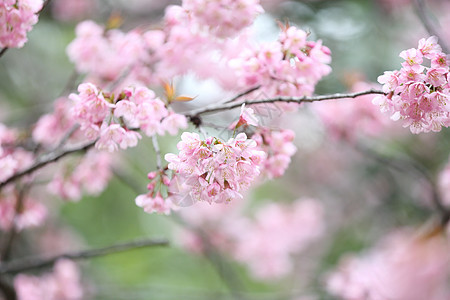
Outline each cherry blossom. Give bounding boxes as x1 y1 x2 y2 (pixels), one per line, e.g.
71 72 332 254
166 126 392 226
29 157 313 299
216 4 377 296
14 259 84 300
163 132 265 206
0 0 43 49
373 36 450 133
326 228 450 300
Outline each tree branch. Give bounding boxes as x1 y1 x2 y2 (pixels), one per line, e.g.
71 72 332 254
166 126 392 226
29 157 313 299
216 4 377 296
355 142 450 225
0 48 8 58
151 135 162 171
186 89 385 118
1 89 384 190
413 0 450 54
224 85 261 104
0 183 32 261
0 141 95 190
0 238 169 275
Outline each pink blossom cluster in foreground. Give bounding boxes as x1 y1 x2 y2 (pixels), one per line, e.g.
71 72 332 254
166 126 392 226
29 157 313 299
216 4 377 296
136 130 267 215
327 228 450 300
252 127 297 178
69 83 187 152
179 198 324 279
373 36 450 133
182 0 264 38
164 132 265 206
0 0 43 48
14 259 84 300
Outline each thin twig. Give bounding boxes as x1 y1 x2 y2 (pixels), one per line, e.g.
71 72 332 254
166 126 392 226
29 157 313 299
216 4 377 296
151 135 162 170
0 140 95 190
413 0 450 54
355 142 450 224
0 238 169 275
186 89 385 118
0 184 32 261
37 0 53 14
54 124 80 150
113 167 144 194
171 215 246 300
224 85 261 104
59 70 80 96
0 48 8 58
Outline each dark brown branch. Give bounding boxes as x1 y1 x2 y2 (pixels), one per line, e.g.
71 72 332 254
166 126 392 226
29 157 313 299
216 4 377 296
0 184 32 261
0 238 169 275
0 48 8 58
0 278 16 300
414 0 450 54
0 141 95 190
187 89 385 118
1 90 384 191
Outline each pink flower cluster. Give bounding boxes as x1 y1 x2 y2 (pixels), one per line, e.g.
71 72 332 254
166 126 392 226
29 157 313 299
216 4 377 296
182 0 264 38
67 21 155 85
233 199 324 279
32 98 79 147
69 83 187 152
326 228 450 300
0 124 46 231
135 171 175 215
0 0 43 48
15 259 84 300
48 151 112 201
0 123 34 183
179 198 324 280
51 0 95 22
164 132 265 206
0 189 47 231
252 128 297 178
229 25 331 98
373 36 450 133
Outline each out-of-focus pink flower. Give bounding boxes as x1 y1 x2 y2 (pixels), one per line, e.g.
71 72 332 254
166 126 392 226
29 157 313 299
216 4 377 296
15 259 84 300
252 128 297 178
51 0 95 22
182 0 264 38
326 228 450 300
48 151 112 201
314 81 395 141
232 198 324 279
0 194 47 231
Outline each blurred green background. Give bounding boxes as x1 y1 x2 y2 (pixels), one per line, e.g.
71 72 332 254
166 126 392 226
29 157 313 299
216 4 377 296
2 0 450 299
